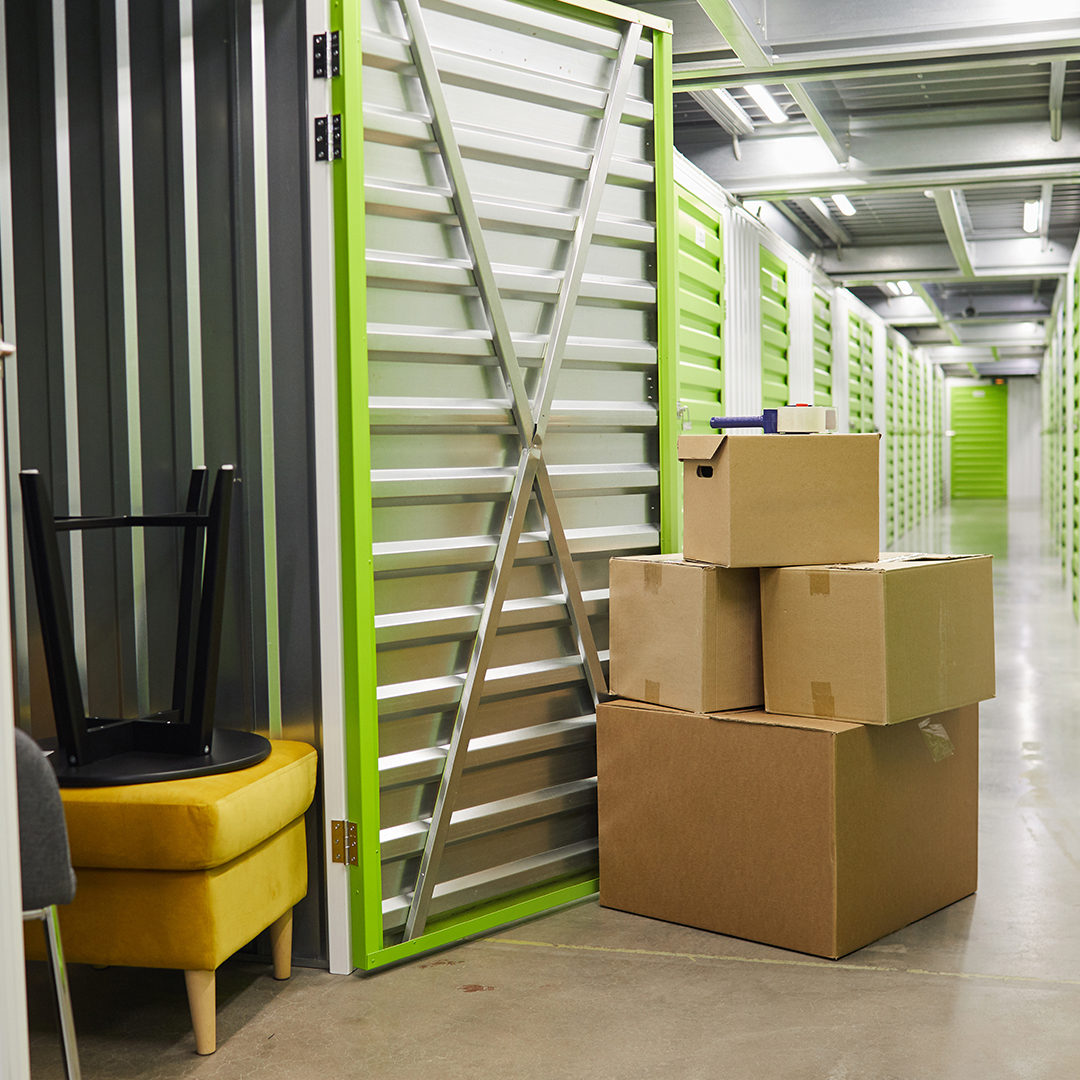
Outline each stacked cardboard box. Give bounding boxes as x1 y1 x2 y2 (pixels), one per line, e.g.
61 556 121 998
598 432 995 959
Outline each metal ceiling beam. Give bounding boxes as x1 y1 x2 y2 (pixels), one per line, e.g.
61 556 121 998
692 3 850 165
770 199 827 247
822 239 1073 280
857 295 939 327
912 283 961 346
678 116 1080 196
932 189 975 279
785 80 848 163
1049 60 1066 141
672 40 1080 88
694 0 772 67
791 197 851 246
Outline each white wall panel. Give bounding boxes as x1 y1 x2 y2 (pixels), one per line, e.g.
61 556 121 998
723 207 763 416
1009 376 1043 500
784 257 814 406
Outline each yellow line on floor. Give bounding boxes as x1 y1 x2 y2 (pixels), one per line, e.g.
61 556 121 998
488 938 1080 987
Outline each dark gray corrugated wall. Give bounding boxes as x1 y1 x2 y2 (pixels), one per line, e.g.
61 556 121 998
0 0 327 962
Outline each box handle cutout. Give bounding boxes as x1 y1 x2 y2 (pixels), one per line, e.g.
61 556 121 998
697 465 713 478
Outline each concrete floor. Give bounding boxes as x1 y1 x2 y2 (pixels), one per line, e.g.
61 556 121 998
27 498 1080 1078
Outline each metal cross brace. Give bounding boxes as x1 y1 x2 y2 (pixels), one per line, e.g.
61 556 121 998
397 0 643 941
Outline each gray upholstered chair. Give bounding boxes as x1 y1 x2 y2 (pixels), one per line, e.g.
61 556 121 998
16 727 81 1080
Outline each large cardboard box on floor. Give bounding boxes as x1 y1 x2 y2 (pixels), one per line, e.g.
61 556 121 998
597 699 979 959
677 433 880 567
608 554 763 713
760 553 995 725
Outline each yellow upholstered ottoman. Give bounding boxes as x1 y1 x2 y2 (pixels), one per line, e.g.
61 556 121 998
28 739 317 1054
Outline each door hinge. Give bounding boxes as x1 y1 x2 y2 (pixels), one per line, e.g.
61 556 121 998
313 31 340 78
331 820 358 865
314 115 342 161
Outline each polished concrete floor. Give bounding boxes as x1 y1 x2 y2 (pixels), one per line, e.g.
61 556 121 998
27 498 1080 1078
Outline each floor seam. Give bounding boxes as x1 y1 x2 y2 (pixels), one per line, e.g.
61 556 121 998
485 938 1080 987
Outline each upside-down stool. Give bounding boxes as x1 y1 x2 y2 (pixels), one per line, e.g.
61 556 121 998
27 739 316 1054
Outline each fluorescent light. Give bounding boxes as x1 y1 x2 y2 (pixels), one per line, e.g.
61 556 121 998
744 84 788 124
831 193 856 216
689 89 755 137
883 282 902 296
1023 199 1041 233
896 280 914 295
809 196 832 217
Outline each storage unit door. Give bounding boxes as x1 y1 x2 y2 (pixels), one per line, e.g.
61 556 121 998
675 184 724 432
951 385 1008 498
350 0 671 968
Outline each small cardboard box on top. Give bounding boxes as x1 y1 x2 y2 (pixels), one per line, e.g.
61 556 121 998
677 432 880 567
760 553 995 725
608 554 763 714
597 698 979 960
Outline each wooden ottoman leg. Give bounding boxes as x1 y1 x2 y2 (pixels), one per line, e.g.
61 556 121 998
269 908 293 980
184 969 216 1055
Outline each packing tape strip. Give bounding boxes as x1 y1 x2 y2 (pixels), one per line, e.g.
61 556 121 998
808 571 831 596
645 679 661 701
644 562 663 594
919 718 955 762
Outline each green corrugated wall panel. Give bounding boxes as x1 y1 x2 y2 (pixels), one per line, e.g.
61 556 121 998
847 312 874 434
761 246 790 410
951 384 1008 498
675 183 723 437
847 320 864 430
812 286 832 407
1073 264 1080 612
905 350 914 525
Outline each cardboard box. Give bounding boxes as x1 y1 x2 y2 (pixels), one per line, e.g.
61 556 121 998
608 555 763 713
597 699 978 959
677 433 880 567
760 553 995 725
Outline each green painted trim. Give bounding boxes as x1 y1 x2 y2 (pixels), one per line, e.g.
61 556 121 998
361 876 600 970
653 29 679 556
331 0 384 971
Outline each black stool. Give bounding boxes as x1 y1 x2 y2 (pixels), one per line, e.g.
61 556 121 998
20 466 269 786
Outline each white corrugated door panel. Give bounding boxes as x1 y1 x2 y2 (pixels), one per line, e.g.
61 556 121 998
358 0 667 963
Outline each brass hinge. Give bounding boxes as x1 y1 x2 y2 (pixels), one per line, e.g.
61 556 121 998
331 820 358 865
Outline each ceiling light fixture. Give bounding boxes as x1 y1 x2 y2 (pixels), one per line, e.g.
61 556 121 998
809 196 832 217
1023 199 1042 234
883 282 902 296
895 281 913 295
831 193 857 216
744 84 788 124
688 89 755 137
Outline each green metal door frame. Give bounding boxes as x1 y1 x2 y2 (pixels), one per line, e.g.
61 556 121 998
330 0 675 972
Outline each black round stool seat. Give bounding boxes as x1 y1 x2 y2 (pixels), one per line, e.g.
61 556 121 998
49 729 272 787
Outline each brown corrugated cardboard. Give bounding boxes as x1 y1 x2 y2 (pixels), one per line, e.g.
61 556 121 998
760 553 995 725
677 432 880 567
608 555 763 713
597 698 979 960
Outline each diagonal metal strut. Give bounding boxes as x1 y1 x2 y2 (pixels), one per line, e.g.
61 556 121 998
397 3 641 941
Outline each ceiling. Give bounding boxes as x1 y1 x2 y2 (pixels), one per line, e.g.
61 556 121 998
639 0 1080 376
